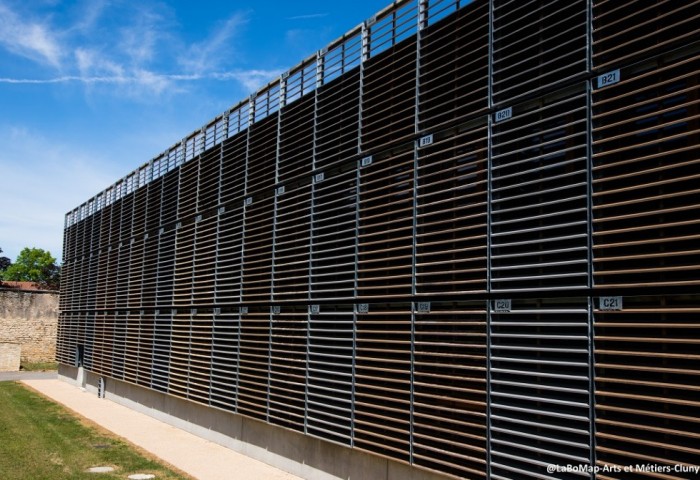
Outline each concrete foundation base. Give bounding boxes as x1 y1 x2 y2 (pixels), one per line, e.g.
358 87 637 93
58 364 450 480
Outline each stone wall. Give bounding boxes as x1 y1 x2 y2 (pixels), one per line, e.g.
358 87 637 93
0 290 58 364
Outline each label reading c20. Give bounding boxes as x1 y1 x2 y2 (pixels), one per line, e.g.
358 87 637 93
597 69 620 88
494 299 511 312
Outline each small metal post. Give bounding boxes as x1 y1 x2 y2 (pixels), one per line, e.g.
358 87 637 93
361 22 371 63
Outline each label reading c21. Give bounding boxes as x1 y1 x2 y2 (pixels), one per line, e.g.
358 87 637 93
597 69 620 88
599 296 623 311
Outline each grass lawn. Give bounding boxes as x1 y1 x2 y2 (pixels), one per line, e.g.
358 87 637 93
0 382 190 479
20 361 58 371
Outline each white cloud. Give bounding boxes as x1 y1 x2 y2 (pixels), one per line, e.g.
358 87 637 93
287 13 329 20
178 12 249 74
0 126 124 262
117 7 173 66
0 2 178 98
69 4 175 98
212 69 283 92
0 69 282 95
120 25 157 65
67 0 108 35
75 47 124 77
0 3 281 99
0 3 63 67
131 68 172 96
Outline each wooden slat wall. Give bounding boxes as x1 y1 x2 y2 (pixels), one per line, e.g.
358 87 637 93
592 47 700 289
56 2 700 479
594 295 700 478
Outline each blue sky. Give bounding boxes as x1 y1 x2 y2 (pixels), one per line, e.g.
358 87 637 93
0 0 391 263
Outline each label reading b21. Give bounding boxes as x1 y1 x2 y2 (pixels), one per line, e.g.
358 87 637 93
494 107 512 123
597 69 620 88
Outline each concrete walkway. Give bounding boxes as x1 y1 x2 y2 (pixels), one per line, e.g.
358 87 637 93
21 379 303 480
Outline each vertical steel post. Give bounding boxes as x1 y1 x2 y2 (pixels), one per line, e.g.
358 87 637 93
486 2 495 477
586 0 596 469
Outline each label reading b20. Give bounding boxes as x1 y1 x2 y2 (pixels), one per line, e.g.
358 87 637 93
597 69 620 88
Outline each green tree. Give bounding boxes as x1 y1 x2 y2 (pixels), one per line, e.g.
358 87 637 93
1 247 60 289
0 247 10 273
